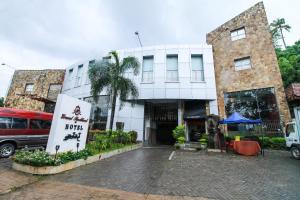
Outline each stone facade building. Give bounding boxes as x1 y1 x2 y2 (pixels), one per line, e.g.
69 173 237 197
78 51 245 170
207 2 290 132
5 70 65 113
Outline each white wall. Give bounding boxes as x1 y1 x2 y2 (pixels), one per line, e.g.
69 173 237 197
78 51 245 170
61 44 218 141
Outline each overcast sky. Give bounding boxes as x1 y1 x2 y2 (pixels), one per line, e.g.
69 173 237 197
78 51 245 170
0 0 299 97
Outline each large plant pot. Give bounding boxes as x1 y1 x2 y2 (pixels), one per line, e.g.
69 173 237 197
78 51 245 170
200 143 207 149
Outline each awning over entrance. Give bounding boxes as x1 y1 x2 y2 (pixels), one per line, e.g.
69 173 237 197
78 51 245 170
183 100 206 120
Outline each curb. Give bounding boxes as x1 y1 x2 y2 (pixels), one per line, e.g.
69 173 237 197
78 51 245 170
12 144 142 175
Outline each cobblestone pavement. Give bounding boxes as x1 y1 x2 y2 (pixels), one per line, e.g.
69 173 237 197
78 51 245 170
1 180 212 200
1 148 300 200
0 158 37 194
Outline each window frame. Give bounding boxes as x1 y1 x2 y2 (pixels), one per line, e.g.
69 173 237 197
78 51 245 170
230 27 246 41
166 54 179 82
47 83 62 100
75 64 84 87
11 118 28 129
30 119 52 129
142 55 154 83
234 56 252 71
190 54 205 82
0 117 12 129
24 83 34 94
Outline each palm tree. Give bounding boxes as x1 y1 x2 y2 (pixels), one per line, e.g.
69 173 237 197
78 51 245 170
270 18 291 49
88 51 140 130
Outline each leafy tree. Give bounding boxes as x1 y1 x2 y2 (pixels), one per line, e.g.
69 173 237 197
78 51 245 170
276 40 300 87
270 18 291 49
88 51 140 130
0 97 4 107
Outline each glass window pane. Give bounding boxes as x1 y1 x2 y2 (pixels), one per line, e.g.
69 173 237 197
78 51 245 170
12 118 27 129
25 84 34 93
0 117 12 129
166 55 178 70
143 56 153 72
83 96 109 130
191 55 203 70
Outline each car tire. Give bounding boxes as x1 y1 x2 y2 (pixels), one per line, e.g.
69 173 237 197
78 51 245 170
0 143 15 158
291 147 300 160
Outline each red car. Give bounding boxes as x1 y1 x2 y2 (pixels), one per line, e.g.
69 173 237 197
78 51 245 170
0 108 53 157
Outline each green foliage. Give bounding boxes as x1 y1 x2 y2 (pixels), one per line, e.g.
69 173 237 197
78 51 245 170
13 149 92 167
0 97 4 107
88 130 108 141
14 130 137 167
276 40 300 87
128 130 138 143
172 125 185 141
177 136 186 144
13 150 60 166
199 138 208 144
270 18 291 48
257 136 285 150
88 51 140 129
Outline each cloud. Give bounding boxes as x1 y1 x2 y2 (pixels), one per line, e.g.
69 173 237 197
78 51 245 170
0 0 299 97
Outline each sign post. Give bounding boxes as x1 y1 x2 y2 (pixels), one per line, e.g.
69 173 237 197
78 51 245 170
46 94 91 154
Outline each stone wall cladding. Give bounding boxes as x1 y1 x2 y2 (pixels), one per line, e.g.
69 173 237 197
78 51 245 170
206 2 291 123
5 69 65 112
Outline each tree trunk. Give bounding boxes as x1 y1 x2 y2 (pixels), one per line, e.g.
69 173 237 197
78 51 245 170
109 91 117 130
280 27 287 49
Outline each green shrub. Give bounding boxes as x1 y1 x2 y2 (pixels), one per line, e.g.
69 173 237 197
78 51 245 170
177 136 186 144
13 150 61 166
259 136 271 148
58 149 92 164
270 137 286 150
88 130 108 141
199 138 208 144
128 130 138 143
172 125 185 141
13 149 93 167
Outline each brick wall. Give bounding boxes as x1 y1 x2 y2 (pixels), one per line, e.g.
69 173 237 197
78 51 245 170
206 2 290 123
5 69 65 112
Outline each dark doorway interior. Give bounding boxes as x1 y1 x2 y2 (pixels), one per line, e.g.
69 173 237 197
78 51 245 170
146 102 178 145
156 122 177 145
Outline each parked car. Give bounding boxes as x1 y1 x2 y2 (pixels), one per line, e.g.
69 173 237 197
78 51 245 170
285 107 300 160
0 108 53 158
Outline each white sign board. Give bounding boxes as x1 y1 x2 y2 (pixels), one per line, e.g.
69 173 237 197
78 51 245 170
46 94 91 154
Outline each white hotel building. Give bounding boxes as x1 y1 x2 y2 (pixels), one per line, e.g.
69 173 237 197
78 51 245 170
62 45 218 145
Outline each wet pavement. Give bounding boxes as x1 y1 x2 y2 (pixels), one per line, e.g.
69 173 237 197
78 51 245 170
1 147 300 200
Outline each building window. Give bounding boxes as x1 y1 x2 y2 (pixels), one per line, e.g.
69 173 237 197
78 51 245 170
83 95 109 130
86 60 95 84
166 55 178 82
89 60 95 65
142 56 154 83
234 57 251 71
47 84 62 101
191 55 204 81
68 68 73 81
102 56 111 63
24 83 34 94
75 64 83 87
224 87 280 134
230 27 246 41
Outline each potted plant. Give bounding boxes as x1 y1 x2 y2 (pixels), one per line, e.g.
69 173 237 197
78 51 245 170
172 125 186 149
199 138 208 149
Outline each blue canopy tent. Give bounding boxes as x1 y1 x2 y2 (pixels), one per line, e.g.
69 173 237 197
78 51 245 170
219 112 262 124
219 112 264 155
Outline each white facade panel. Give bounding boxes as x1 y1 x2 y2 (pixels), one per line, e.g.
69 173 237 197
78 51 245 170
61 44 218 140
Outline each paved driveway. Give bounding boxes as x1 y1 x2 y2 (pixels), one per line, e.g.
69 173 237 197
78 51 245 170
0 158 37 194
47 147 300 200
1 147 300 200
